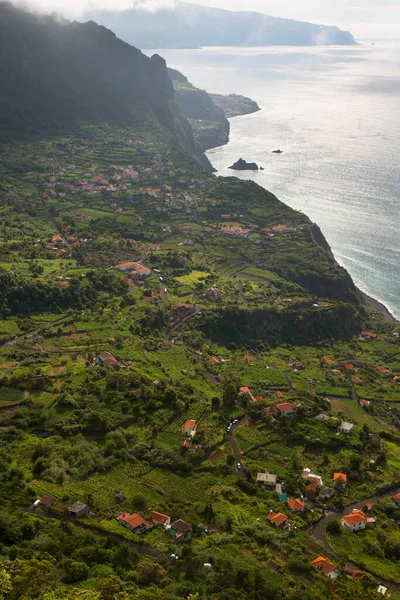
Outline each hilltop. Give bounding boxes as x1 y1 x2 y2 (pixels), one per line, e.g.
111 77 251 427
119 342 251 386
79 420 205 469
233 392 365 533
1 5 400 600
83 0 356 49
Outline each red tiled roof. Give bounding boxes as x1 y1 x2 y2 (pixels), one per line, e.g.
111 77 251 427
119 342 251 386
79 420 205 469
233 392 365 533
266 512 288 527
377 366 389 374
333 472 347 483
243 355 254 362
183 419 196 431
276 402 293 412
151 510 170 525
275 391 284 398
311 556 336 575
240 387 250 394
343 510 366 526
118 513 147 529
287 498 304 511
172 519 192 532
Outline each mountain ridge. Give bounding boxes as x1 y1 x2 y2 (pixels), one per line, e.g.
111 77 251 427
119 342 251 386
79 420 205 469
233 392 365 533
83 0 356 49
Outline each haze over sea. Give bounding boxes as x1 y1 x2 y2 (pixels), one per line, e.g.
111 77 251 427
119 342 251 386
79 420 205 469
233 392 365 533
150 42 400 319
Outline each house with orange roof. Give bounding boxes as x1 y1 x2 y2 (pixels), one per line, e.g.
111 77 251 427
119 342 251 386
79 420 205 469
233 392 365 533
377 366 389 375
209 357 221 365
150 510 171 528
243 355 254 362
286 498 305 513
345 364 357 373
320 357 334 366
275 390 284 399
333 473 347 490
254 396 263 402
393 492 400 505
359 399 370 408
311 556 340 579
352 377 362 384
181 440 191 450
275 402 294 415
240 386 251 395
183 419 196 437
266 511 288 529
332 369 343 376
117 512 153 535
365 502 373 512
305 482 319 500
342 509 367 532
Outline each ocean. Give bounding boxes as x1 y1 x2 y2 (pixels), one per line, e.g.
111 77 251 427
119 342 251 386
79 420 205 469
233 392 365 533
149 43 400 319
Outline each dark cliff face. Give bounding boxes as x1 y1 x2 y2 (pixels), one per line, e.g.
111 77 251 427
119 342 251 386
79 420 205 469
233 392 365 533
168 67 230 152
0 2 213 170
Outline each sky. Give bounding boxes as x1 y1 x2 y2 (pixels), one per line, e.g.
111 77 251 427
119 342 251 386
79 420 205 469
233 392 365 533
14 0 400 39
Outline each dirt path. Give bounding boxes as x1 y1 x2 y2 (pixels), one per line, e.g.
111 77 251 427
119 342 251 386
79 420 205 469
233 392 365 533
312 486 400 592
236 280 248 307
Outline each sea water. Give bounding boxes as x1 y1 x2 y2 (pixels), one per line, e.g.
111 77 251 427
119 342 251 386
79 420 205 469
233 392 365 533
149 43 400 319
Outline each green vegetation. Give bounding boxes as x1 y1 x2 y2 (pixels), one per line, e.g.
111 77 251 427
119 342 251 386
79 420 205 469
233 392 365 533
0 5 399 599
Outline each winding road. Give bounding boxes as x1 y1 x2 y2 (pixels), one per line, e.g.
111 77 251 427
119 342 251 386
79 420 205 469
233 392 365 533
313 486 400 592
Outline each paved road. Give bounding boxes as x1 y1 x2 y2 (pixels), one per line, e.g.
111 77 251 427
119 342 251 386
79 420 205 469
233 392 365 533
166 307 201 341
313 486 400 592
19 505 164 558
227 414 247 479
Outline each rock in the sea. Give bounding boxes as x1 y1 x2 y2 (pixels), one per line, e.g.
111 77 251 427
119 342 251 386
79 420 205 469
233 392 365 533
229 158 259 171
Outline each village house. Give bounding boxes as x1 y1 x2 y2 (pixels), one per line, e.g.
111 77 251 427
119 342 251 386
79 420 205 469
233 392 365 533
275 402 294 415
171 519 193 542
339 421 354 434
209 357 221 365
181 440 191 450
333 472 347 491
393 492 400 505
266 511 288 529
243 355 254 362
360 331 377 341
352 377 362 384
344 363 357 373
359 399 371 408
320 357 334 366
256 472 277 489
302 468 324 487
286 498 305 514
342 509 367 532
377 366 390 375
240 386 251 396
117 512 153 535
311 556 340 580
332 369 343 376
305 482 319 501
97 351 120 368
151 510 171 528
275 390 284 399
182 419 196 437
68 501 90 518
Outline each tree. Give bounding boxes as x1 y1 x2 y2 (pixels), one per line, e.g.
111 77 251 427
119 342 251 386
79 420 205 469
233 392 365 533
63 559 89 583
326 518 342 535
221 374 240 407
0 569 11 600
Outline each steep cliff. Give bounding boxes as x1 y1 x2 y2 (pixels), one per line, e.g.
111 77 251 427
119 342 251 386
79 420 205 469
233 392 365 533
0 2 213 170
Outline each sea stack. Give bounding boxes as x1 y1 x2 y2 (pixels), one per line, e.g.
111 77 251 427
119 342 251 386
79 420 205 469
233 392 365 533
229 158 259 171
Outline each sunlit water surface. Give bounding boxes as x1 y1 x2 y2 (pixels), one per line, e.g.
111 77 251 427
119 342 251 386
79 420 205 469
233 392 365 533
148 43 400 318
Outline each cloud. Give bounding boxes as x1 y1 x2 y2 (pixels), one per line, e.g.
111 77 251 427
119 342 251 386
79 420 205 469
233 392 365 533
13 0 177 18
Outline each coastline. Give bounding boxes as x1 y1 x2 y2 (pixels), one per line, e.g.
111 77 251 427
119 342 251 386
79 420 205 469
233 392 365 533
361 291 398 322
206 110 399 327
